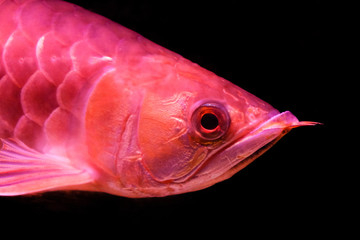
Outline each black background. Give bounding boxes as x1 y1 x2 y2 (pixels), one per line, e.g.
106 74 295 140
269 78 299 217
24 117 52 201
1 0 342 237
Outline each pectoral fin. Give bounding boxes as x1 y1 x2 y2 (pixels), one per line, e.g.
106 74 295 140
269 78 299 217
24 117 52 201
0 138 93 196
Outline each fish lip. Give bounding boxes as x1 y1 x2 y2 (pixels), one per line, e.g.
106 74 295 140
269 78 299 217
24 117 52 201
208 110 322 178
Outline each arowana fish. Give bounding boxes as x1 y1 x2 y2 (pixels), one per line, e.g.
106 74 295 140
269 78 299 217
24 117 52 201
0 0 318 198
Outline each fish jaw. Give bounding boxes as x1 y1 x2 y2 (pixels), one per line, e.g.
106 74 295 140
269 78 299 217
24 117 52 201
170 111 318 195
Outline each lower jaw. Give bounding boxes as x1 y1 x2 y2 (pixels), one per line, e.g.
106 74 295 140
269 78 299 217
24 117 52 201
220 127 291 181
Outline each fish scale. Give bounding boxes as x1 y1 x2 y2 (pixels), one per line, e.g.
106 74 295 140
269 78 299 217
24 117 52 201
0 0 128 151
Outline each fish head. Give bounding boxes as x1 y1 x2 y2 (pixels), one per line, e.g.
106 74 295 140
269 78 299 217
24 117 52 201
137 58 316 196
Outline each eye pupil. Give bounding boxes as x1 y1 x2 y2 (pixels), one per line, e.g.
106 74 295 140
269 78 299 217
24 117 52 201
201 113 219 130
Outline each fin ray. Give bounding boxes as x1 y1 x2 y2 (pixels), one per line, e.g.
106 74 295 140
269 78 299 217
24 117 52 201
0 138 93 196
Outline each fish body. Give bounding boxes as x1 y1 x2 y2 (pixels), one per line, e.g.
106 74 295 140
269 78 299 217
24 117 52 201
0 0 317 197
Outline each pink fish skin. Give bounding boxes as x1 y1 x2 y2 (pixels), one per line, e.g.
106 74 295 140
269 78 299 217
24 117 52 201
0 0 318 197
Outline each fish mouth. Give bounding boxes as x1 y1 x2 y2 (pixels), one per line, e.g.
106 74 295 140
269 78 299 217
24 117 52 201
177 111 318 190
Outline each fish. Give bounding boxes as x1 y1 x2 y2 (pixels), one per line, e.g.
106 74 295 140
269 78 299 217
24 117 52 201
0 0 318 198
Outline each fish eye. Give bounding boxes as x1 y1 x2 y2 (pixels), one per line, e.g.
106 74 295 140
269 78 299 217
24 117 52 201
191 102 230 142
